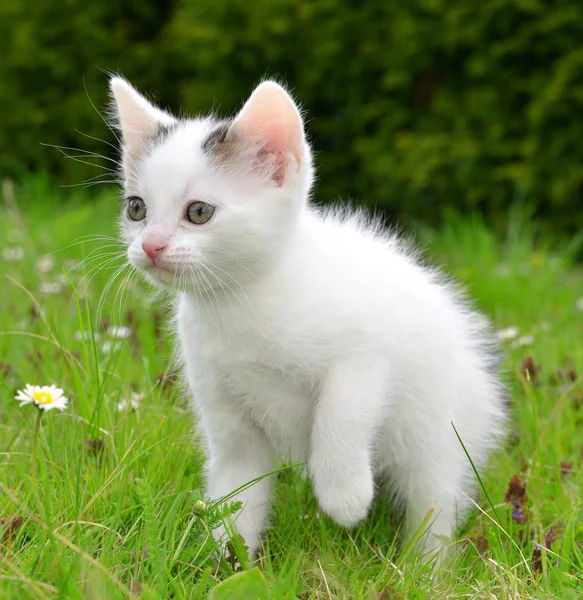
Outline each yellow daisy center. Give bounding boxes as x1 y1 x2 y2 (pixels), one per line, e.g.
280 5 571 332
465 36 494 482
33 391 53 405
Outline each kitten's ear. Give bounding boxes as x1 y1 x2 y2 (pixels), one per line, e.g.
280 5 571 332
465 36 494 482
232 81 304 186
109 77 175 156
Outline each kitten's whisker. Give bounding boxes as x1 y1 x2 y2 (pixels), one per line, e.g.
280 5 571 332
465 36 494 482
204 258 254 293
55 148 120 167
114 267 132 322
213 248 259 281
200 262 246 329
74 260 126 297
188 266 218 329
83 76 122 146
78 180 121 189
76 265 124 300
66 248 126 278
59 173 122 189
96 268 124 326
179 264 187 294
96 263 130 325
120 267 139 328
54 234 120 254
75 257 125 285
74 129 119 152
201 259 257 319
75 243 125 262
64 172 117 185
171 260 179 292
59 174 122 189
41 144 117 173
113 266 136 327
194 265 224 330
72 251 125 277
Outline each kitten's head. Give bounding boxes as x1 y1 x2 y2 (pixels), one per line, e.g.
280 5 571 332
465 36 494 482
109 77 313 292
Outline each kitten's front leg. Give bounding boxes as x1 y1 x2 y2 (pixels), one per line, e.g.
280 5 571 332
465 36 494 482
309 357 389 527
198 397 273 557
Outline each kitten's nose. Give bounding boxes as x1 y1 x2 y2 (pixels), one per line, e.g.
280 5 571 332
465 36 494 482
142 232 168 260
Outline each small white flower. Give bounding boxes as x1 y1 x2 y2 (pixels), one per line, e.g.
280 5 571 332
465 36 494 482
300 512 320 521
75 330 101 342
15 384 68 411
40 281 63 295
107 326 133 339
101 340 122 354
497 326 519 341
3 247 24 261
116 392 143 412
473 314 491 330
36 255 55 274
576 297 583 312
512 334 535 349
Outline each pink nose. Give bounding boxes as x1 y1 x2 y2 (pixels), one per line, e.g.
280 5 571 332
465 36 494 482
142 232 168 260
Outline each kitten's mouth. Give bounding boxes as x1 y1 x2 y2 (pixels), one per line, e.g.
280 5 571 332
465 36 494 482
143 262 175 276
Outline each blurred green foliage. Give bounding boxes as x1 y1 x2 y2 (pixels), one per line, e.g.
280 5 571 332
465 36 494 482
1 0 582 230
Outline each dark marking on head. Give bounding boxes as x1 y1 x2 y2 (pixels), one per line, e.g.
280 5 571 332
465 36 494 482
202 120 242 166
149 122 180 147
202 121 231 152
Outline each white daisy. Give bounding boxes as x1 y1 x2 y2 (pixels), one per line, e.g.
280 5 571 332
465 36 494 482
116 392 143 412
75 330 101 342
15 384 68 411
40 281 63 295
512 334 535 349
36 255 55 274
497 326 519 341
3 247 24 262
473 313 491 330
107 326 133 339
101 340 122 354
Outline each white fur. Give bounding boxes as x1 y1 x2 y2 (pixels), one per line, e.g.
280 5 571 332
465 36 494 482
110 76 507 561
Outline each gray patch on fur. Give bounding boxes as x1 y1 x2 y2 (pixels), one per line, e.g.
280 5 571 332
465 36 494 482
202 121 231 150
149 122 180 148
202 120 241 166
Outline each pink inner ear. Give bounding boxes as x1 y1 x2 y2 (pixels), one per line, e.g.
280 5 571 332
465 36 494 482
110 78 174 156
235 82 304 186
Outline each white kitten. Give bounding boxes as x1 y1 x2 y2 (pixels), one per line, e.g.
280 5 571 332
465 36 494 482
110 76 506 562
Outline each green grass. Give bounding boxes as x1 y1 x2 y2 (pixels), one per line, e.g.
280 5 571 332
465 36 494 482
1 180 582 599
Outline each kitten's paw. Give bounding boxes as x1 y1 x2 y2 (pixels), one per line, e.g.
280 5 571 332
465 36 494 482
313 470 374 527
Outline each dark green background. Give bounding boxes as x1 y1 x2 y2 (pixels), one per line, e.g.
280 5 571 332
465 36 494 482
1 0 582 231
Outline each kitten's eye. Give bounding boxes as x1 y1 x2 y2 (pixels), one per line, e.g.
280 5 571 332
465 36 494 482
186 201 215 225
127 197 147 221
